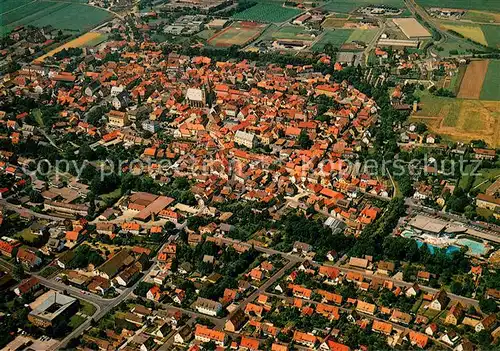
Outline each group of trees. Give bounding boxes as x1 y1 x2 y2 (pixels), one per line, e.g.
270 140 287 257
276 212 355 259
67 244 105 269
349 198 406 259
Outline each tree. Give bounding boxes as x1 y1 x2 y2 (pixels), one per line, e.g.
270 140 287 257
134 282 154 297
475 329 492 346
298 129 313 149
12 264 25 280
479 298 498 314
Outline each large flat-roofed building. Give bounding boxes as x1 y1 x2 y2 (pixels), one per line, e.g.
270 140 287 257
409 215 447 235
378 38 419 48
392 18 432 40
28 290 78 328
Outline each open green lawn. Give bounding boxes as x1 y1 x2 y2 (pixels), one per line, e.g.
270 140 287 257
39 266 60 278
472 168 500 192
312 29 353 51
480 60 500 100
1 1 112 36
80 301 97 316
232 3 302 23
69 315 86 329
323 0 405 13
15 228 37 243
477 207 494 218
417 0 500 11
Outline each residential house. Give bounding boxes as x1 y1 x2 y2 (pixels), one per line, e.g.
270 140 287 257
193 297 222 317
390 309 412 325
356 300 376 315
174 325 193 345
146 285 164 302
372 320 393 335
194 325 226 346
377 261 395 275
475 314 497 333
405 283 421 297
240 336 260 350
408 331 429 348
225 308 247 332
16 247 42 269
429 290 449 311
293 331 317 348
445 303 464 326
14 277 40 296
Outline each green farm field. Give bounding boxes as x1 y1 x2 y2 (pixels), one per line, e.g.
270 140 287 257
440 21 500 48
462 10 500 23
416 0 500 11
481 24 500 48
323 0 405 13
232 3 302 23
312 29 353 51
480 60 500 101
1 1 112 36
1 0 33 14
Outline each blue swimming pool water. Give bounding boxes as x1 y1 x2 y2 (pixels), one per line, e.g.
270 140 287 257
416 240 460 255
456 238 488 256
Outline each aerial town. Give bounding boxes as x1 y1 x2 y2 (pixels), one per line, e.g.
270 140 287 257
0 0 499 350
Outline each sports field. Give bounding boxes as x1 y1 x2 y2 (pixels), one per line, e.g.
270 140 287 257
208 22 266 47
346 29 378 44
480 60 500 101
322 17 349 28
323 0 405 13
271 26 315 41
1 1 112 36
411 90 500 147
232 3 302 23
312 29 353 51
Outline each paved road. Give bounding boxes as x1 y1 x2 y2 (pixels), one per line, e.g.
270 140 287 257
0 199 67 222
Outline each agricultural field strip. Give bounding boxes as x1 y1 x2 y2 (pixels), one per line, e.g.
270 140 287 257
480 60 500 100
3 3 72 29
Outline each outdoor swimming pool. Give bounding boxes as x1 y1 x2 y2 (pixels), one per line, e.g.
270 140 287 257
456 238 488 256
416 240 460 255
402 229 415 238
